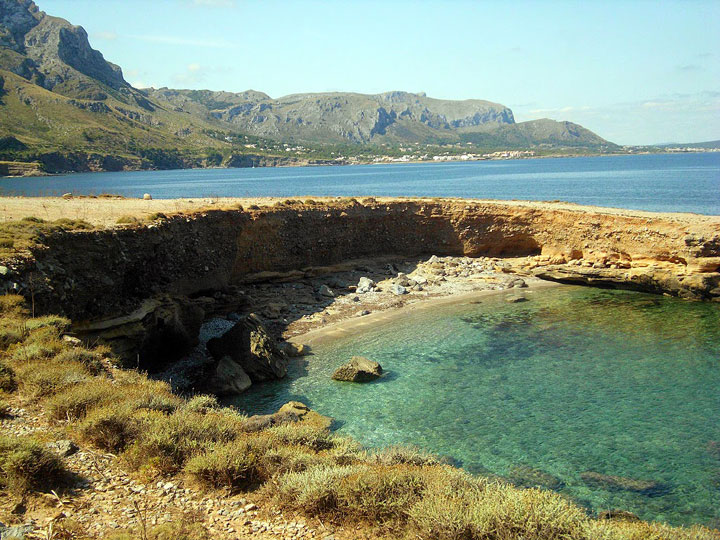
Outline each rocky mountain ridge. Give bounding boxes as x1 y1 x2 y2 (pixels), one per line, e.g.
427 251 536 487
0 0 618 173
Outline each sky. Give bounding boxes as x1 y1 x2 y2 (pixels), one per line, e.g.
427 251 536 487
40 0 720 145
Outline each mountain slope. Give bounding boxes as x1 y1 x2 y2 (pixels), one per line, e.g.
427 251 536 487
0 0 618 173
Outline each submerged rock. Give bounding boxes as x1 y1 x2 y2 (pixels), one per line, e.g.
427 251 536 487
207 313 288 384
508 465 564 490
598 510 641 522
580 471 665 495
332 356 383 382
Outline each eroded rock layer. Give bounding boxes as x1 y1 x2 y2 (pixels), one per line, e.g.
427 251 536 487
4 199 720 324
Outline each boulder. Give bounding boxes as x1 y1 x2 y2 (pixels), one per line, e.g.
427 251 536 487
332 356 382 382
280 342 311 357
580 471 665 495
143 193 152 200
318 284 335 298
356 277 375 294
46 439 78 457
207 313 288 382
278 401 333 430
211 356 252 395
390 283 408 295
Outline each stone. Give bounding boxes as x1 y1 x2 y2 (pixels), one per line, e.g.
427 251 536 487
0 266 8 276
47 439 78 457
332 356 383 382
580 471 665 495
62 335 82 345
506 295 528 303
143 193 152 200
207 314 288 383
356 277 375 294
318 284 335 298
390 283 408 295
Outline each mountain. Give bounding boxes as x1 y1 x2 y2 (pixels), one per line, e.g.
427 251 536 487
0 0 618 174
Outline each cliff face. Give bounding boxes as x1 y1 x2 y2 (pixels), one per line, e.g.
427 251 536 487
4 200 717 323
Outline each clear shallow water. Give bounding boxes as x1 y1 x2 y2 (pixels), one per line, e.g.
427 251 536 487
1 153 718 215
232 287 720 527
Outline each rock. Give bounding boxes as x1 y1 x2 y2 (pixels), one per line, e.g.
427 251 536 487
508 465 564 490
207 314 288 382
390 283 408 295
598 510 641 522
332 356 382 382
509 278 528 288
506 295 528 303
46 439 78 457
143 193 152 200
61 193 73 199
356 277 375 294
360 310 371 316
280 342 310 357
243 411 299 432
62 335 82 345
0 523 34 540
261 302 287 319
0 266 8 276
318 284 335 298
278 401 333 430
580 471 665 495
211 356 252 395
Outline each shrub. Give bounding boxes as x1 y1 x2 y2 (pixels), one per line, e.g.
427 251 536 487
0 361 17 392
0 238 13 249
21 216 45 223
121 409 245 475
116 215 140 224
268 465 362 516
0 435 65 493
0 398 10 417
265 424 335 451
24 315 71 331
0 294 25 313
183 394 220 414
185 437 272 491
45 378 116 421
78 404 141 453
13 359 90 398
53 347 106 374
336 465 427 522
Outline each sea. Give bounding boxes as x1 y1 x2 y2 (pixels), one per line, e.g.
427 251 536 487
1 152 719 215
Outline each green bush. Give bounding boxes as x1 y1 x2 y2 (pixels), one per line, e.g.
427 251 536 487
0 435 65 493
183 394 220 414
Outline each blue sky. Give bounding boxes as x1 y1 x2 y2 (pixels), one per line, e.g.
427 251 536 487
41 0 719 145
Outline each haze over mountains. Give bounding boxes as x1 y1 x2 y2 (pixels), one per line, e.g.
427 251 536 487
0 0 617 172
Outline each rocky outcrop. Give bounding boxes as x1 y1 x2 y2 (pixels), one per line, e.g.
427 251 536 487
3 200 719 327
206 314 288 383
332 356 383 382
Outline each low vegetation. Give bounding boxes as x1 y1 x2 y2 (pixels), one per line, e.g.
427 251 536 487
0 217 93 257
0 293 718 539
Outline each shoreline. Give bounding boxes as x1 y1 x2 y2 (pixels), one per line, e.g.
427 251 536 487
2 149 717 181
292 279 561 346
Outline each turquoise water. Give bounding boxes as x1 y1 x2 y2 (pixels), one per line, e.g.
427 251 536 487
231 286 720 527
2 153 719 214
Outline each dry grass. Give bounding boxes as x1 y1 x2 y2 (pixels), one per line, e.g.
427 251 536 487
0 435 66 494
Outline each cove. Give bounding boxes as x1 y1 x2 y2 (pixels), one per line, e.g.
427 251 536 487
231 286 720 527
